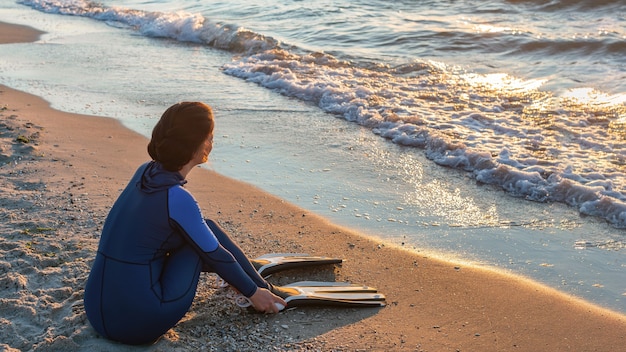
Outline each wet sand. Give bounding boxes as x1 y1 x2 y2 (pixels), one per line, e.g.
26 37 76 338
1 21 625 351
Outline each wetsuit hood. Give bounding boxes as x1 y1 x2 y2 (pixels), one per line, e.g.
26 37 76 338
139 161 186 193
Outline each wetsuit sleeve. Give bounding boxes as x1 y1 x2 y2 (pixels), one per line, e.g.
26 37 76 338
168 186 258 297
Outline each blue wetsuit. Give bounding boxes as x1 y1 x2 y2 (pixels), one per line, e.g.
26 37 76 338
84 161 268 345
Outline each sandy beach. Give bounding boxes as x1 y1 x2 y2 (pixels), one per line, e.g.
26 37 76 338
1 21 626 351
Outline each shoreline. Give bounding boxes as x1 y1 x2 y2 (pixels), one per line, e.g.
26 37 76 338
1 21 626 351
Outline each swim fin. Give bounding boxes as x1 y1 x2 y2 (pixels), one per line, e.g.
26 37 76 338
215 253 343 288
251 253 343 276
234 281 386 310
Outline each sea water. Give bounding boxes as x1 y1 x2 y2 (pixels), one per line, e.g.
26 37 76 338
0 0 625 313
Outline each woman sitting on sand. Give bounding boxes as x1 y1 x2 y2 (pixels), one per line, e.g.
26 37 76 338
83 102 286 345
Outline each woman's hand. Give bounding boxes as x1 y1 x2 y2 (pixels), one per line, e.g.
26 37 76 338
248 287 287 314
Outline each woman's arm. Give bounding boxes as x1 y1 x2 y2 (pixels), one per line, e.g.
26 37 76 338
167 186 258 297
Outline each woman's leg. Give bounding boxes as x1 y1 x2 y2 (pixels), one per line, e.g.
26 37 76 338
205 219 268 288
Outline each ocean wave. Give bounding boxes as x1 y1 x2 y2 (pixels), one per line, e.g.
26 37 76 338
18 0 281 53
20 0 626 228
222 48 626 228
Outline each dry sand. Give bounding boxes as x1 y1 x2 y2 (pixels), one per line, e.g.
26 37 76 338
1 21 625 351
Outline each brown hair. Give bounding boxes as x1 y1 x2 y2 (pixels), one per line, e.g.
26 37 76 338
147 102 214 171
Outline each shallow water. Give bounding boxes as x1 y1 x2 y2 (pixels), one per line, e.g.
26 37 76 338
0 0 624 314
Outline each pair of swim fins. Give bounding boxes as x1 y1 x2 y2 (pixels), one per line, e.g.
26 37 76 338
229 253 386 310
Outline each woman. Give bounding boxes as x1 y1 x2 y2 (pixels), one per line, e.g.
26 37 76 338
84 102 286 345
